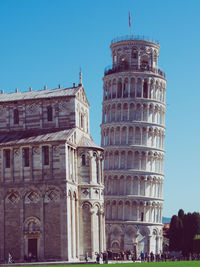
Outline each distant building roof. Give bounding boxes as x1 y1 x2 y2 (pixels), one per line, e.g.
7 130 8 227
78 136 103 150
0 129 73 146
0 86 80 103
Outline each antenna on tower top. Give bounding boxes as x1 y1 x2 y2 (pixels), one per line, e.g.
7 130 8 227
79 67 82 86
129 11 132 36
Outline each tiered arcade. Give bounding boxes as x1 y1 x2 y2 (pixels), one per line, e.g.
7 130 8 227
101 36 167 256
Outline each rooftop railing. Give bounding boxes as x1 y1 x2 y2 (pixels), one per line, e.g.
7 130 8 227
111 35 159 45
104 64 165 78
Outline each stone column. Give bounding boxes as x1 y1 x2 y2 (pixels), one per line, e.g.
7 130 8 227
159 207 162 223
147 80 151 99
111 80 113 99
113 127 116 145
50 145 53 180
136 204 140 221
121 77 124 98
130 177 133 195
138 154 142 170
97 158 101 184
141 79 144 98
119 126 122 144
20 197 24 261
144 178 147 196
138 178 140 195
122 201 125 220
120 233 124 251
148 235 152 254
72 196 76 258
149 204 151 223
124 177 126 195
141 105 144 121
159 236 163 253
128 77 131 97
101 158 103 184
72 148 75 181
30 147 33 180
60 195 69 260
135 78 138 98
11 149 14 182
120 104 123 121
150 155 153 172
90 209 95 259
107 232 111 250
40 194 45 260
156 236 159 254
99 210 104 253
143 203 146 222
0 198 5 261
126 127 128 144
119 151 121 169
89 153 93 183
147 105 150 123
132 126 135 144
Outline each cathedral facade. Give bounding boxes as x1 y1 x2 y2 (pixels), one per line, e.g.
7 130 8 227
0 80 105 262
101 36 167 256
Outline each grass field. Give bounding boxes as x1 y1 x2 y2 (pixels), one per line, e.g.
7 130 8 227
15 262 200 267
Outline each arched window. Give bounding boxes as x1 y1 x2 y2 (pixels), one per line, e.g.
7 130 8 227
141 60 149 70
117 81 122 98
82 154 86 166
141 212 144 221
23 147 30 167
143 81 148 98
132 48 138 59
14 109 19 124
42 146 49 165
47 106 53 121
4 149 11 168
120 55 128 70
81 114 84 128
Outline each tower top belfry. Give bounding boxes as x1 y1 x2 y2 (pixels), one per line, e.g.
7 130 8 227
105 35 165 79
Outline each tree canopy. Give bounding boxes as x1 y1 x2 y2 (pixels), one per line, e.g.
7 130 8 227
168 209 200 255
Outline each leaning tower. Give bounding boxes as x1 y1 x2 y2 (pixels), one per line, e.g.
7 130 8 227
101 35 167 256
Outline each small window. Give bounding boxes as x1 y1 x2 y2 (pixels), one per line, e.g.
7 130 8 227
143 82 148 98
23 148 29 167
14 109 19 124
81 114 84 129
132 48 138 59
141 60 149 70
42 146 49 165
4 150 11 168
47 106 53 121
82 154 86 166
141 212 144 221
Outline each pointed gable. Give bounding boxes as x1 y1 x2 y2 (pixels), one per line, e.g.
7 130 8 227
75 86 90 107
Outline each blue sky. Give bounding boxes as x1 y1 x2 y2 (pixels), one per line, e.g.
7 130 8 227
0 0 199 218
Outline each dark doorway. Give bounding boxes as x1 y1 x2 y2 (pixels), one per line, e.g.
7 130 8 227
28 239 37 260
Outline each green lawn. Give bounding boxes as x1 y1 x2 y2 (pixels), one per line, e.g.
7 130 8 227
15 262 200 267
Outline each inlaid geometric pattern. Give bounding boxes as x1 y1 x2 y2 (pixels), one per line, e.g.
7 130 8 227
7 193 19 204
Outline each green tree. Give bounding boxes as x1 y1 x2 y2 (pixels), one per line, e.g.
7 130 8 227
168 210 200 256
168 215 183 251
